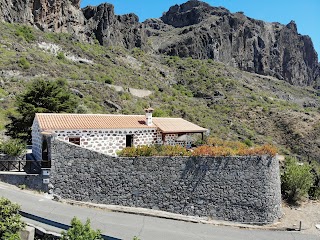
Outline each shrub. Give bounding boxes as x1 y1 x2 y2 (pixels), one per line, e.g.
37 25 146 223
118 143 277 157
152 109 169 117
159 145 190 156
281 157 314 203
194 138 277 157
192 145 235 156
118 147 137 157
61 217 103 240
0 197 25 240
118 145 190 157
57 52 66 60
18 58 30 70
0 139 26 157
243 139 253 147
15 25 35 42
309 160 320 200
135 145 157 156
103 76 113 84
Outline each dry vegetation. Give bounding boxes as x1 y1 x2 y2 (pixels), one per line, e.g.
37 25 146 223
0 22 319 160
118 139 277 157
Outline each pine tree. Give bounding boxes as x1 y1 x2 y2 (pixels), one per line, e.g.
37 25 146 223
5 79 78 143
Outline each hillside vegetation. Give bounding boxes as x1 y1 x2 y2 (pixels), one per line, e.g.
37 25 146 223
0 23 319 159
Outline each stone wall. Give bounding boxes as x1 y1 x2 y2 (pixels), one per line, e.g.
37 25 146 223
49 139 282 223
0 172 46 191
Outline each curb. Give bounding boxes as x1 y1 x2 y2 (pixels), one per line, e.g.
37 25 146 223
59 198 286 231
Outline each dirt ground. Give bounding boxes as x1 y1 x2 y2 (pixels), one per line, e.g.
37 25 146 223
273 200 320 236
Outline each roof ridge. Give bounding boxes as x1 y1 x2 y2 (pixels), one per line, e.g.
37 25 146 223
153 117 183 119
36 113 145 117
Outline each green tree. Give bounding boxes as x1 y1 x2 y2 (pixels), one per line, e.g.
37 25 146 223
281 157 314 203
5 79 78 142
0 197 25 240
61 217 103 240
0 139 26 157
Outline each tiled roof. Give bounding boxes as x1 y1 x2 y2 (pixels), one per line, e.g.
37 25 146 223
153 118 207 133
35 113 154 130
35 113 207 133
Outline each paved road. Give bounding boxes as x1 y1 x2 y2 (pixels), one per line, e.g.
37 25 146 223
0 182 319 240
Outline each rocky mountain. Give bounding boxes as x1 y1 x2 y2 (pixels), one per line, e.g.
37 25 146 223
0 15 319 159
146 1 319 86
0 0 318 86
82 4 146 49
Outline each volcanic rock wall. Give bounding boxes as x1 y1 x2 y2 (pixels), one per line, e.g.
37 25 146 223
50 138 282 224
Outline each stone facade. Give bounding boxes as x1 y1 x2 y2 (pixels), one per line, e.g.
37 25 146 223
49 138 282 224
53 128 158 156
31 119 42 161
32 117 196 159
32 117 159 159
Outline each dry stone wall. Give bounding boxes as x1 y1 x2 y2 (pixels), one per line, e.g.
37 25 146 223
49 139 282 223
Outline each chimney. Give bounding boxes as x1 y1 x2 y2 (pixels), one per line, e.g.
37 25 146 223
144 108 154 126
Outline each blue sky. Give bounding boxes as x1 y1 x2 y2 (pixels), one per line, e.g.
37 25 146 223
81 0 320 56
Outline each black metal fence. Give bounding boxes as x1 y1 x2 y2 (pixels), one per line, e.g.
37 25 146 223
0 159 50 173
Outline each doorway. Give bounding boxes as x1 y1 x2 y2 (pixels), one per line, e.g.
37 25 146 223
126 135 133 147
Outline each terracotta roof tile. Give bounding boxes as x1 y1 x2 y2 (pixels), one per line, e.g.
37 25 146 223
35 113 207 133
153 118 207 133
36 113 154 130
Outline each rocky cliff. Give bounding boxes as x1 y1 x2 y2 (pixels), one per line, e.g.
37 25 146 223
145 0 319 86
0 0 84 35
82 4 146 49
0 0 145 48
0 0 319 86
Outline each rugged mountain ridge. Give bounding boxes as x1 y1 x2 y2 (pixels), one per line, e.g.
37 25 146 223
147 1 319 86
0 0 319 86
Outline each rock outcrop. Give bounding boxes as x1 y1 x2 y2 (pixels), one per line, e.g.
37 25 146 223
0 0 319 86
0 0 84 35
0 0 146 49
82 4 146 49
145 0 319 86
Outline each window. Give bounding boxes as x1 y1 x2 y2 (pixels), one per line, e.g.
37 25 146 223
69 137 80 145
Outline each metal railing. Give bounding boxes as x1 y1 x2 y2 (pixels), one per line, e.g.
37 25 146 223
0 159 50 173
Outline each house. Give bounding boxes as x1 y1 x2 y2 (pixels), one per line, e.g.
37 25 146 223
32 108 207 160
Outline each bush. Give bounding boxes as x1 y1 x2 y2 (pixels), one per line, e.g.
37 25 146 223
309 160 320 200
118 142 277 157
0 139 26 157
103 76 113 84
243 139 253 147
192 141 277 157
118 145 190 157
61 217 103 240
18 58 30 70
0 197 25 240
57 52 66 60
15 25 35 42
281 157 314 203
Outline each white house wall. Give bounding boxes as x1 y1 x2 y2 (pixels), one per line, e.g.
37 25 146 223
31 119 43 161
32 122 195 159
54 128 158 156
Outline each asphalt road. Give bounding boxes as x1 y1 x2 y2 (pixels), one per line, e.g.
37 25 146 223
0 181 319 240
